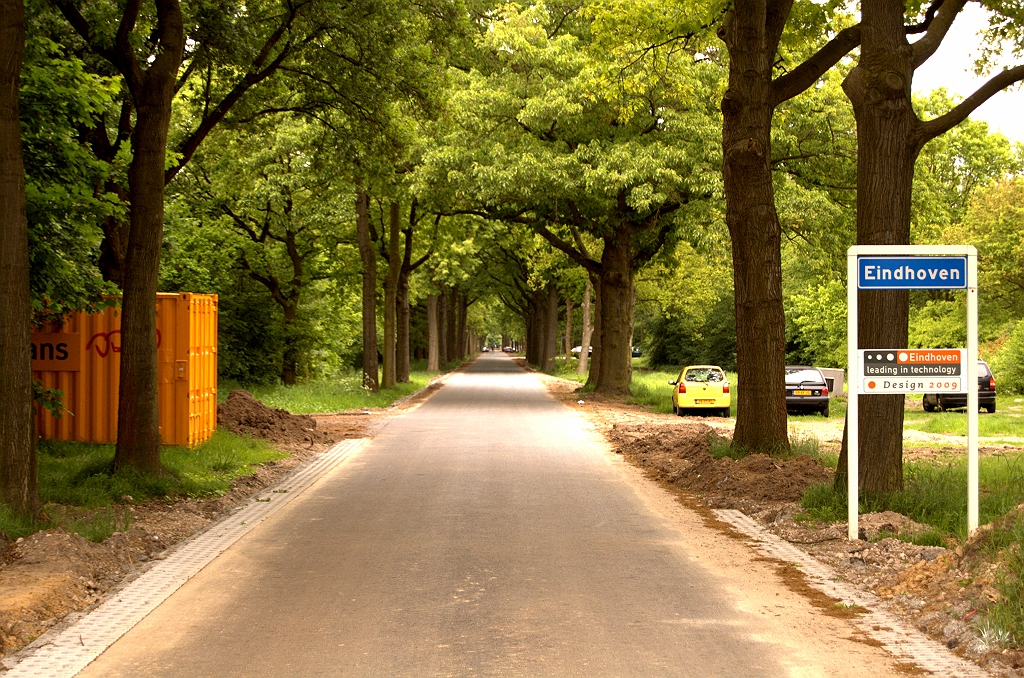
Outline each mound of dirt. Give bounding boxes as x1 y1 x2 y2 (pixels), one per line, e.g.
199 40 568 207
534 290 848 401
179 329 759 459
0 531 124 654
607 422 832 502
217 390 333 448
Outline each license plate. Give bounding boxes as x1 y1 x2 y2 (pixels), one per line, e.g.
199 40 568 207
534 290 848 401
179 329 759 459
696 399 716 404
793 390 812 396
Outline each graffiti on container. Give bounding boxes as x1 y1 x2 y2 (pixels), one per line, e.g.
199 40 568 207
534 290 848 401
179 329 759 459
86 329 161 358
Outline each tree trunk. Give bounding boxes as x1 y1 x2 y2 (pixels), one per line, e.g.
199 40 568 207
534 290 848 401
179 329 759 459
593 235 632 396
427 294 439 372
281 304 298 385
543 284 558 372
97 184 130 287
0 0 40 518
578 279 593 376
719 2 790 454
564 296 573 362
445 290 458 364
382 201 401 389
356 190 379 392
457 294 468 361
396 225 415 383
584 274 601 388
113 10 185 474
836 0 919 492
438 290 448 368
397 273 411 382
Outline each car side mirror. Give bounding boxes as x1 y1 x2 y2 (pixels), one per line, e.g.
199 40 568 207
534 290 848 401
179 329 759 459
668 380 677 385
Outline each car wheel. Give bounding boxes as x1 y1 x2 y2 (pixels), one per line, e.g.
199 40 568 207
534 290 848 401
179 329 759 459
985 403 996 413
676 407 686 417
922 400 936 412
672 403 678 415
821 405 830 418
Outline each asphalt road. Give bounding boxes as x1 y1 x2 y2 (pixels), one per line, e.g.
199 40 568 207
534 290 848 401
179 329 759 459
77 354 897 677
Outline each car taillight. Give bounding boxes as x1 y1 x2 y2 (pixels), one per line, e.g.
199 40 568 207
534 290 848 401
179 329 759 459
723 384 730 393
822 386 829 396
678 384 686 394
989 377 996 390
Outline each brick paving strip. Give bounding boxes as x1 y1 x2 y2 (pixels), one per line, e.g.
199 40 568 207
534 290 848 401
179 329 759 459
1 439 368 678
714 509 991 677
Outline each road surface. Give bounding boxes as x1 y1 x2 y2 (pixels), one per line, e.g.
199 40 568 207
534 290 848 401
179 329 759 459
78 354 898 677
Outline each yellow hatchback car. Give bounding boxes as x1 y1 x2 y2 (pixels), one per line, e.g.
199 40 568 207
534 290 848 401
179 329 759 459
669 365 731 417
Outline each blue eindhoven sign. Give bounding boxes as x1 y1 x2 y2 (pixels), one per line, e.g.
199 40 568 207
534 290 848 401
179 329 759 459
858 256 968 290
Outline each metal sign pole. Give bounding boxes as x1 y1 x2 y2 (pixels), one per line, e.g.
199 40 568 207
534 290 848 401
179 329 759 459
847 248 859 541
847 244 977 540
967 247 979 533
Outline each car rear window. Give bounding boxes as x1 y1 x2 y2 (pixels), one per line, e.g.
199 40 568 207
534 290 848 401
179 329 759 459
684 368 724 383
979 361 991 377
785 368 825 385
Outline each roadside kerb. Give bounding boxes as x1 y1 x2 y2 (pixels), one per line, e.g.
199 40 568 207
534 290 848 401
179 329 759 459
714 509 989 677
1 438 368 678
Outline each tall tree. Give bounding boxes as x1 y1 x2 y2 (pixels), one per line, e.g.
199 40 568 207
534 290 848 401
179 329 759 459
0 0 40 518
837 0 1024 492
178 119 347 384
420 2 716 395
356 189 379 391
48 0 447 471
51 0 185 474
396 201 436 382
426 293 439 371
382 201 401 388
715 3 861 453
577 279 594 376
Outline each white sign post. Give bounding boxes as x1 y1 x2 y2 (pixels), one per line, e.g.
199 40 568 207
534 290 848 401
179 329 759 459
846 245 979 540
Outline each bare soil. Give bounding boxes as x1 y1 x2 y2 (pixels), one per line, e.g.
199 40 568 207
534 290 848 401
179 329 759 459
535 370 1024 676
217 389 334 447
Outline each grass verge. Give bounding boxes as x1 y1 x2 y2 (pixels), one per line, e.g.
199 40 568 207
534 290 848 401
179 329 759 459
0 431 285 542
220 367 434 413
983 514 1024 645
800 452 1024 540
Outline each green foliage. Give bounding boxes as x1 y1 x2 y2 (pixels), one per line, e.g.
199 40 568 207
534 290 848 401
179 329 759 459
20 35 121 320
992 322 1024 395
914 91 1022 244
32 381 65 418
952 178 1024 328
786 278 847 368
415 1 724 271
635 241 736 369
908 297 968 349
162 119 365 383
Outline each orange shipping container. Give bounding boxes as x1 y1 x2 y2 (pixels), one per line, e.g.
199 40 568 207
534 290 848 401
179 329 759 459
32 293 218 448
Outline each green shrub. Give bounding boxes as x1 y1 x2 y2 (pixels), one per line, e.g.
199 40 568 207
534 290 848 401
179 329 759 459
993 321 1024 394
